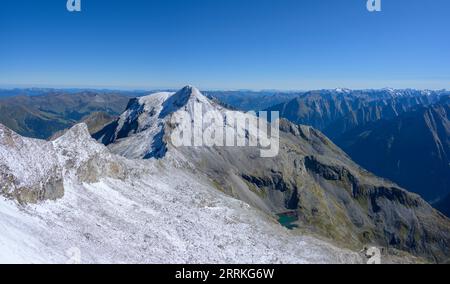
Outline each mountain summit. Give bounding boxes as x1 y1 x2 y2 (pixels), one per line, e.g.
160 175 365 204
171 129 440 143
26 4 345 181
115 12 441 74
94 85 218 159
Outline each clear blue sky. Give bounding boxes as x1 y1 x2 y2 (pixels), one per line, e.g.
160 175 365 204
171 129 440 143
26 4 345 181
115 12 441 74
0 0 449 90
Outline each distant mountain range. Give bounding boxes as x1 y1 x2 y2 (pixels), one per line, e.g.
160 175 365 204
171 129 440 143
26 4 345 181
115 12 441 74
0 88 149 98
266 89 447 139
205 91 301 111
0 91 131 139
259 89 450 216
336 102 450 203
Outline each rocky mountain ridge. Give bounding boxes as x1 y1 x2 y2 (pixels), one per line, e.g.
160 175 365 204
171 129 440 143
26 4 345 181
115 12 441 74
94 86 450 262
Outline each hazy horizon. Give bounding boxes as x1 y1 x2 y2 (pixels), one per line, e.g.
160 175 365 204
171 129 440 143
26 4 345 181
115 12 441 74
0 83 448 93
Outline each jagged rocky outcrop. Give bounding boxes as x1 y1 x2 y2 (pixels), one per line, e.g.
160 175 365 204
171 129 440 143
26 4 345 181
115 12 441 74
0 123 132 203
0 124 63 203
95 85 450 262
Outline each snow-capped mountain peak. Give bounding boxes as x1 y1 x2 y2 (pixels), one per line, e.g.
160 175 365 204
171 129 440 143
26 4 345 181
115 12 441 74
159 85 211 117
93 85 224 159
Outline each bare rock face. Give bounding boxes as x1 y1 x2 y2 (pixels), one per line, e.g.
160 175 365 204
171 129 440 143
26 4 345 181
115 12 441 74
75 155 125 184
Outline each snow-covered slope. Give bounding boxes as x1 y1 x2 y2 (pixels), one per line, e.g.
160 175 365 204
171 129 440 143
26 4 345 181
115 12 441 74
0 122 362 263
0 167 361 264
